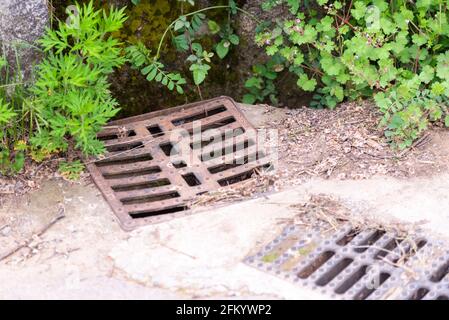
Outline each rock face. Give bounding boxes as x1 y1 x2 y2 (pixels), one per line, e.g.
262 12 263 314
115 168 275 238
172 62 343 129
0 0 49 80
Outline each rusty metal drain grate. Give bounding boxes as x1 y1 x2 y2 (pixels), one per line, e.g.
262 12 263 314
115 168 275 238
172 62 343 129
245 225 432 300
87 97 273 231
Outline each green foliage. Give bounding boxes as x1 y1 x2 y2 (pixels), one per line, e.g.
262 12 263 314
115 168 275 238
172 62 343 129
126 42 186 94
58 160 85 180
31 1 127 156
243 56 282 105
0 52 29 175
207 20 240 59
136 0 247 98
257 0 449 148
187 43 214 85
0 99 16 124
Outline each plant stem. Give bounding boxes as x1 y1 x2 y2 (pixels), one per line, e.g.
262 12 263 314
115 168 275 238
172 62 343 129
196 85 203 100
155 5 261 59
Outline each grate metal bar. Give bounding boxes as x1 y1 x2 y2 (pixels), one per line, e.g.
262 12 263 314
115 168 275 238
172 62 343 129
87 96 272 231
245 224 432 300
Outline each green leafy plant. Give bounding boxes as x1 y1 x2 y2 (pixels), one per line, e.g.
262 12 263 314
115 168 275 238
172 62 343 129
0 98 24 175
187 43 214 86
31 1 127 156
58 160 85 180
125 42 186 94
243 57 283 105
0 51 30 175
129 0 258 98
256 0 449 148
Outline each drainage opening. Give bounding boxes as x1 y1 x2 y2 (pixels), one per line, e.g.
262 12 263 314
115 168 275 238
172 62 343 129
374 238 402 260
430 259 449 283
111 179 171 192
103 166 162 179
148 125 164 137
217 164 271 187
160 142 179 156
298 251 335 279
96 153 153 167
392 239 427 265
172 105 227 126
353 272 391 300
106 141 143 152
354 230 386 253
208 152 266 174
437 295 449 300
172 161 187 169
121 191 180 205
191 127 245 149
182 173 201 186
200 139 255 162
129 206 188 219
98 130 136 141
335 265 368 294
409 288 430 300
337 229 361 246
316 258 353 287
189 116 236 135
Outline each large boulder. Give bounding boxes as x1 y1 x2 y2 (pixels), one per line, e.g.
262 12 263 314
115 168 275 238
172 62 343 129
0 0 49 80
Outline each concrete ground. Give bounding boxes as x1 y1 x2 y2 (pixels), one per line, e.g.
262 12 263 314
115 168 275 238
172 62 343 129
1 104 449 299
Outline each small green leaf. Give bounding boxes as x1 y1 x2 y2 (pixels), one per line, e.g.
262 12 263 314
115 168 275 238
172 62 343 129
208 20 220 34
243 94 257 104
216 41 230 59
176 85 184 94
146 67 158 81
445 115 449 127
297 74 317 92
229 34 240 45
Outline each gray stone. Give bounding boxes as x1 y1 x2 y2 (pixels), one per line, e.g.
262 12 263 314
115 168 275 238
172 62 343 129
0 0 49 80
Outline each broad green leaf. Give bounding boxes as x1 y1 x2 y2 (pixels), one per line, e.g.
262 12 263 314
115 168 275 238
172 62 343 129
297 74 317 92
243 94 257 104
216 41 230 59
208 20 220 34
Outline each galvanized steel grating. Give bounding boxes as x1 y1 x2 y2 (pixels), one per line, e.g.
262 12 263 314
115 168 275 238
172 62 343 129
86 97 273 231
245 224 432 300
399 248 449 300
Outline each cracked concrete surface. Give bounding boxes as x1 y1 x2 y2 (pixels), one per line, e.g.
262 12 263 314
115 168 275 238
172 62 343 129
1 173 449 299
1 104 449 300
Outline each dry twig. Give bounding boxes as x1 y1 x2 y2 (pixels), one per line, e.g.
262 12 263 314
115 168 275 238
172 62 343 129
0 206 66 262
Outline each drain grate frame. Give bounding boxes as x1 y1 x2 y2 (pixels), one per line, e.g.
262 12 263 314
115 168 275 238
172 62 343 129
87 96 273 231
245 224 432 300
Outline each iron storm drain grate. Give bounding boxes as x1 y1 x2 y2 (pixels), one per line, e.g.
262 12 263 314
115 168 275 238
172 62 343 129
86 96 273 231
244 224 443 300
